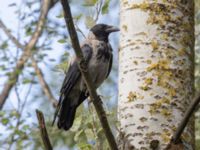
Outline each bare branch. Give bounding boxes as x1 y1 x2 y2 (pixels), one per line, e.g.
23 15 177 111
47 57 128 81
0 0 56 109
94 0 103 22
172 94 200 143
0 20 23 49
31 58 57 107
36 109 53 150
60 1 118 149
0 19 58 108
75 24 86 39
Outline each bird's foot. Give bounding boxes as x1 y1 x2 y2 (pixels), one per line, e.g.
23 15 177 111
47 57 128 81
79 59 88 72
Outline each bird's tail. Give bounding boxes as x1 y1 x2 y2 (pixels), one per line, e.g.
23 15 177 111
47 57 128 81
57 97 77 131
52 95 77 131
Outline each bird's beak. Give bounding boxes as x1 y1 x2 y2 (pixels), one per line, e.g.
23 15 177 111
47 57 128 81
106 25 120 33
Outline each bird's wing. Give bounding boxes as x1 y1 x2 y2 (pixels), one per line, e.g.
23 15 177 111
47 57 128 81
60 44 93 94
52 44 93 126
106 46 113 78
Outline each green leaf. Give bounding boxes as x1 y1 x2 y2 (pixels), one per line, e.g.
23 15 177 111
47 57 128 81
1 118 9 125
15 69 22 75
83 0 98 6
0 65 6 71
86 122 93 129
0 111 5 117
102 0 110 14
71 116 82 132
0 41 8 49
74 129 84 142
10 110 20 118
74 14 83 21
22 125 30 130
22 78 32 84
77 143 92 150
55 62 69 73
57 39 66 44
56 12 64 18
25 27 32 36
85 16 96 29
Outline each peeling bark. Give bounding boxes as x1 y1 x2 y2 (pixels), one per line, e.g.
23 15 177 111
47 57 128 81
118 0 194 149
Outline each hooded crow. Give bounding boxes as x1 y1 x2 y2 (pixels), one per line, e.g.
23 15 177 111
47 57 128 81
53 24 119 130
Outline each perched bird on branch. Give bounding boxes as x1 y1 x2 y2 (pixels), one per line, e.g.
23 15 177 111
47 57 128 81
52 24 119 130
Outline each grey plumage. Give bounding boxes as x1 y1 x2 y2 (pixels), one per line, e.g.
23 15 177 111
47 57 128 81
53 24 119 130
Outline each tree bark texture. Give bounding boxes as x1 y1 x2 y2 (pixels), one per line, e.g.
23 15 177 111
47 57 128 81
118 0 194 149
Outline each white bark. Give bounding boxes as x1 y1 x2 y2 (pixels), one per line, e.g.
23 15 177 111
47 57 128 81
118 0 194 149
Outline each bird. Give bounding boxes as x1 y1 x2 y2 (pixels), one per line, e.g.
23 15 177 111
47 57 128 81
52 24 119 130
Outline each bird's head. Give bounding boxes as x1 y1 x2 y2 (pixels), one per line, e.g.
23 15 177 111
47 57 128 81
90 24 119 42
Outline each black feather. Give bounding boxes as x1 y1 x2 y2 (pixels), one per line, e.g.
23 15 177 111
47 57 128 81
52 44 93 129
52 24 118 130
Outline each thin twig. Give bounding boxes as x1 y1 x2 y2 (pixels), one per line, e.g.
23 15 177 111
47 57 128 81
36 109 53 150
0 13 58 108
172 94 200 143
94 0 103 22
31 58 57 107
0 0 57 110
60 1 118 149
0 20 24 49
75 24 86 39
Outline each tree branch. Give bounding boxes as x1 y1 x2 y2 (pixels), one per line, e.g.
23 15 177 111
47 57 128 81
0 19 58 108
0 0 57 109
31 58 58 107
172 94 200 143
60 0 118 149
36 109 53 150
0 20 23 49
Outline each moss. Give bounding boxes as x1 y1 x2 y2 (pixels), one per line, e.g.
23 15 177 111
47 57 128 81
146 59 152 64
140 85 150 91
147 60 170 71
161 130 171 143
151 40 159 50
127 91 144 102
127 91 137 102
133 60 138 65
168 88 176 97
160 108 172 117
122 25 128 32
144 78 153 85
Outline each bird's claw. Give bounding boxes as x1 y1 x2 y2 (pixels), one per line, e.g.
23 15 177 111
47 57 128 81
79 59 88 72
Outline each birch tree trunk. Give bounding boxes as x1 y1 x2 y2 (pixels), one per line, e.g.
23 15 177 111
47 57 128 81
118 0 194 149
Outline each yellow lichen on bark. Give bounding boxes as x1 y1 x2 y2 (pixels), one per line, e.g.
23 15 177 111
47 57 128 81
119 0 194 149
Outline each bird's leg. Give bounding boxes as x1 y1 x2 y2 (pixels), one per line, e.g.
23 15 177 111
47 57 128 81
79 59 88 72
